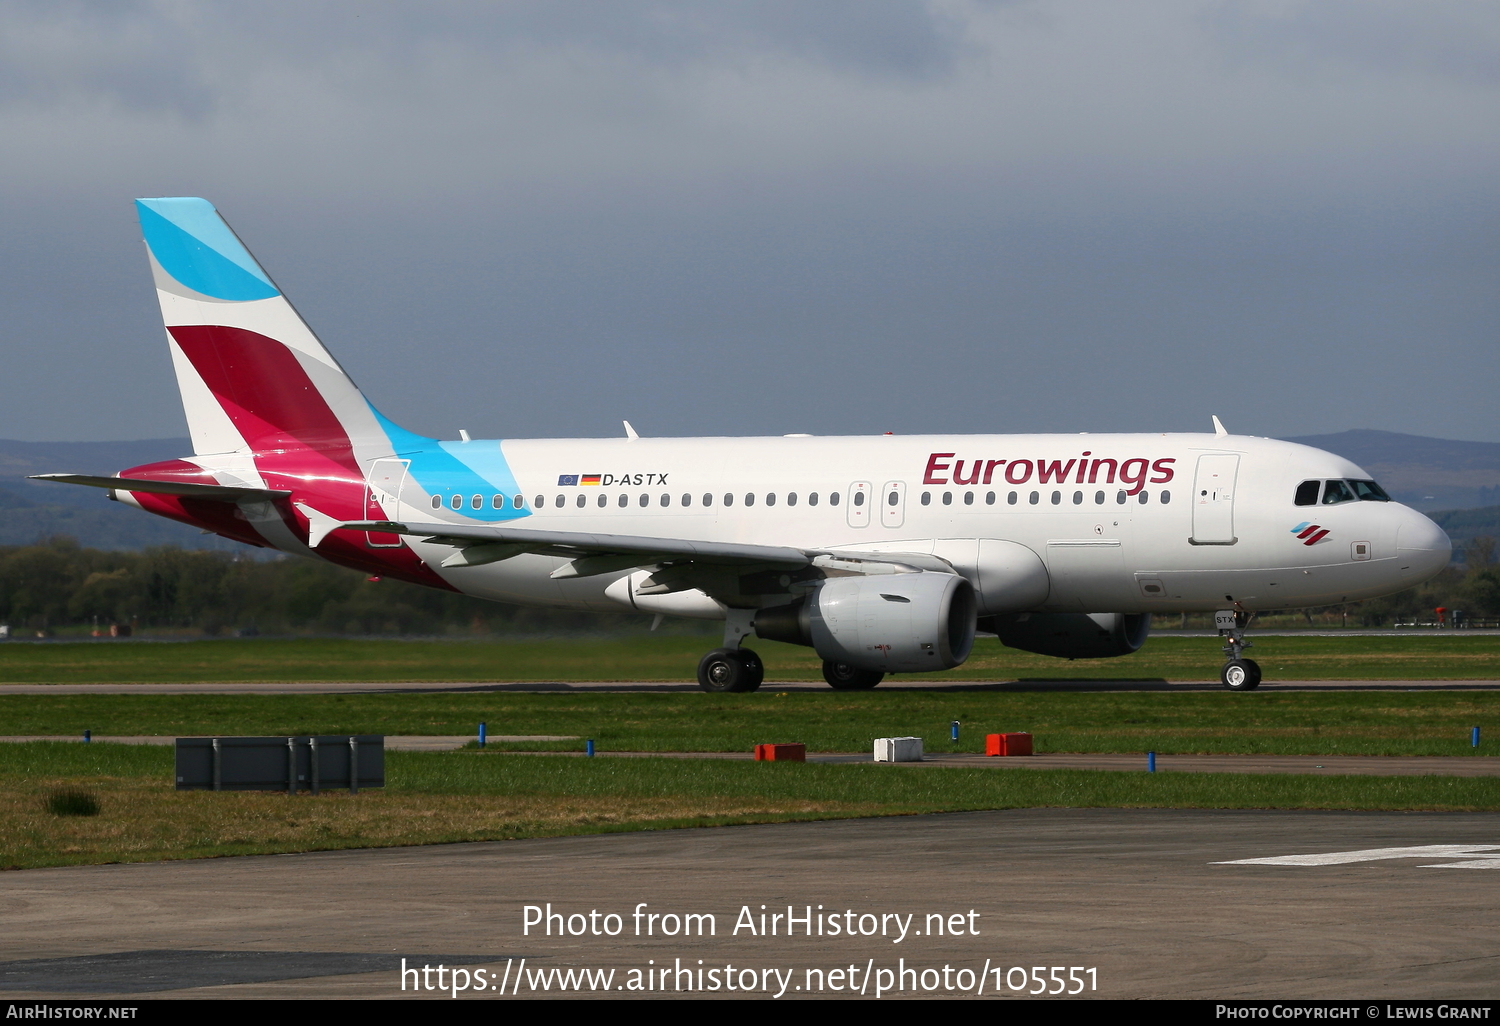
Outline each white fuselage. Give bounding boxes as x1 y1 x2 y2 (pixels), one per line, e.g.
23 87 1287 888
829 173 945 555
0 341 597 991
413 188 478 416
366 431 1450 618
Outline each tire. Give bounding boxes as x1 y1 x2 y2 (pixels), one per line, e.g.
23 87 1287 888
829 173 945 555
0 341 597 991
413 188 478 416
822 660 884 690
697 648 763 693
1221 658 1261 691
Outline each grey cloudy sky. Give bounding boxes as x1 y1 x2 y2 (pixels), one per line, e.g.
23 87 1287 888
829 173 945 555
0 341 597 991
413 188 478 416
0 0 1495 444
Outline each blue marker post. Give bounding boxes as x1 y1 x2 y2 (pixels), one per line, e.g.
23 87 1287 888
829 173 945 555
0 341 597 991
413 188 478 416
478 722 486 750
1147 751 1156 773
586 739 596 758
83 730 91 744
950 720 960 742
1473 727 1481 749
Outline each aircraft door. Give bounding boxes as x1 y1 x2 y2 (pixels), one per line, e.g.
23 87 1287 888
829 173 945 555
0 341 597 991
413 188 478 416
880 481 906 528
1191 454 1239 545
365 458 409 547
846 481 872 528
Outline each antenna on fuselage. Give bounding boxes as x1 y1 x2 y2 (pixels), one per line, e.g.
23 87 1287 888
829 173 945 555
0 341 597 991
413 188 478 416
1211 415 1228 437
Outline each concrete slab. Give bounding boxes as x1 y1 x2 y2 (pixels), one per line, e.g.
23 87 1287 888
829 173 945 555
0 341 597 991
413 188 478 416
1 809 1497 999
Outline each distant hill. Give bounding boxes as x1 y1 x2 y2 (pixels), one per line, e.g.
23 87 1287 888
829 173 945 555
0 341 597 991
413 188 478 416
1281 430 1500 512
0 437 243 550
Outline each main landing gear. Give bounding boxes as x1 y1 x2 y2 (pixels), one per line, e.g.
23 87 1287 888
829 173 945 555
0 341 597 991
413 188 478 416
697 609 764 693
821 661 884 690
1216 608 1261 691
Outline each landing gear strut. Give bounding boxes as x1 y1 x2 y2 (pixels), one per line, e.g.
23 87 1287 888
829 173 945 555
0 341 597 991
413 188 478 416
1216 609 1261 691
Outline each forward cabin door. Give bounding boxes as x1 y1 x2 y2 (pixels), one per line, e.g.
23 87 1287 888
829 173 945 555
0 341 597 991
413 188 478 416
1191 454 1239 545
365 458 409 547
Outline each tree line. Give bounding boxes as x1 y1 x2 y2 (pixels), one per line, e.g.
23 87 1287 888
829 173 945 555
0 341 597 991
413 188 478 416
0 535 1494 637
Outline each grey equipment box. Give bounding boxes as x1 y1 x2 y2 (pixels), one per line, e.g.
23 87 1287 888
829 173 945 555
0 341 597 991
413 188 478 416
175 736 384 794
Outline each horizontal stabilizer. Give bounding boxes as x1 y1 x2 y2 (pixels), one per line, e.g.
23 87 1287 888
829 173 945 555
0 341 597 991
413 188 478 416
31 474 290 503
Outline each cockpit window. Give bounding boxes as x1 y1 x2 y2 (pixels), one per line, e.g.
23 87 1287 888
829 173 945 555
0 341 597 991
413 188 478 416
1321 479 1357 505
1294 480 1320 506
1350 479 1391 502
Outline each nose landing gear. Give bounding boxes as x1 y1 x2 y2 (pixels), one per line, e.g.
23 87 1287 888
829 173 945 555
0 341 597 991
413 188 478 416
1216 608 1261 690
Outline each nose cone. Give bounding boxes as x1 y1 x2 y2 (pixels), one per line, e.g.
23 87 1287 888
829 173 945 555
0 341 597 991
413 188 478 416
1397 511 1452 582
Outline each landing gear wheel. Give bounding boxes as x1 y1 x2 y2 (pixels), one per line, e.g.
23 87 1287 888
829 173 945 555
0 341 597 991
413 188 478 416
822 660 884 690
1221 658 1262 691
697 648 764 693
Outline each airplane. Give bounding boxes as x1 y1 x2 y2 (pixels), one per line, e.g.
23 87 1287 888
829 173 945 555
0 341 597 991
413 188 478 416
35 198 1453 692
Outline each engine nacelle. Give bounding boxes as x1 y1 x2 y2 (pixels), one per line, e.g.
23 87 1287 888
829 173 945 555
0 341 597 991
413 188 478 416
755 571 977 673
981 612 1150 659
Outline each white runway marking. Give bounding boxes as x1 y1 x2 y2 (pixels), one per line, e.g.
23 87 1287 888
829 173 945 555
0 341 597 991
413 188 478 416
1215 844 1500 868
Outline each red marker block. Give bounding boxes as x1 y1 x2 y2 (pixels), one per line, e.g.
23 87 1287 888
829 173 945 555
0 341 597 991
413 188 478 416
754 743 806 762
986 733 1033 757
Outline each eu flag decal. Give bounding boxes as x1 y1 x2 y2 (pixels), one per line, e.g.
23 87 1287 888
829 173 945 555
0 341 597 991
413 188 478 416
557 474 579 486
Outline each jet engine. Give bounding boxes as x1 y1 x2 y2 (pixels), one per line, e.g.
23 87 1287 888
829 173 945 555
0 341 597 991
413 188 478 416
754 571 977 673
980 612 1150 659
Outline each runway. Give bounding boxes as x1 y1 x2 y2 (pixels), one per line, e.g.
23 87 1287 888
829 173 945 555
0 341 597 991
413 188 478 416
2 809 1497 1000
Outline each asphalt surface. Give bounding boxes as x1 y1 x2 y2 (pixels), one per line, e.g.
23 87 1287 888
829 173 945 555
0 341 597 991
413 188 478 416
2 809 1497 1000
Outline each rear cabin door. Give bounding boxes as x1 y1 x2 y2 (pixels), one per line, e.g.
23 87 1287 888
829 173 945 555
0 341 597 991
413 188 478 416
365 458 409 547
1191 454 1239 545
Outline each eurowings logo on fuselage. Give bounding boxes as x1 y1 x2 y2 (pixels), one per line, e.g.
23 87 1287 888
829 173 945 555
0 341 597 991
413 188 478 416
1292 522 1330 546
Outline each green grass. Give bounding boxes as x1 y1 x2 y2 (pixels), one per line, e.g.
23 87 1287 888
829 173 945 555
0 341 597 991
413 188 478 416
3 742 1499 871
0 634 1497 684
4 690 1499 756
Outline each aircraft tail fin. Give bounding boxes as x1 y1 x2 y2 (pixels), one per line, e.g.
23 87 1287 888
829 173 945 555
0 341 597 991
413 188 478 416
135 197 394 458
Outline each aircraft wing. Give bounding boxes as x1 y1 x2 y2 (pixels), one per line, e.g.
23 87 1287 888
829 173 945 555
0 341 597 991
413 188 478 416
336 519 954 578
30 474 291 502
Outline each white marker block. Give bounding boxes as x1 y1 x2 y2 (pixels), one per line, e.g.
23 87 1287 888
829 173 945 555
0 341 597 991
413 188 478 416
873 737 924 763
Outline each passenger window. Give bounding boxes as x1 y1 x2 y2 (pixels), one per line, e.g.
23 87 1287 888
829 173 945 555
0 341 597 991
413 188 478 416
830 492 840 506
808 492 819 506
1007 491 1017 505
1138 491 1149 504
964 491 974 505
942 492 952 505
702 493 713 507
682 493 692 506
1116 490 1126 504
1029 491 1039 505
431 495 442 509
1160 490 1170 504
576 495 586 508
1094 490 1105 504
512 494 524 509
985 491 995 505
1322 479 1357 505
1351 479 1391 502
1294 480 1320 506
852 492 863 507
1051 491 1061 505
639 494 649 507
724 493 734 507
787 493 797 506
921 492 931 506
555 495 564 508
745 493 756 506
1072 491 1083 505
618 494 628 508
492 494 504 509
450 495 463 510
471 494 482 510
888 491 899 506
598 494 607 508
766 494 776 506
660 494 670 506
534 495 544 508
